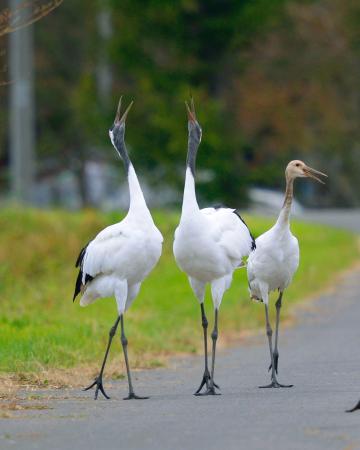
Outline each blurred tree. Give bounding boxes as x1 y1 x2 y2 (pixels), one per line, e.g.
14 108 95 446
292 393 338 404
231 0 360 206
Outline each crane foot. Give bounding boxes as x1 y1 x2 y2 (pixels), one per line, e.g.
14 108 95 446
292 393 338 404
194 369 220 395
195 386 221 396
83 376 110 400
123 392 149 400
259 380 293 388
346 400 360 413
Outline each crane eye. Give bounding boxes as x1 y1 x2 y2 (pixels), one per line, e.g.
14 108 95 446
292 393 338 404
295 163 300 167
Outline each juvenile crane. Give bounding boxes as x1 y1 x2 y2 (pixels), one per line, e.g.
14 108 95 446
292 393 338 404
73 97 163 400
173 99 255 396
247 160 327 388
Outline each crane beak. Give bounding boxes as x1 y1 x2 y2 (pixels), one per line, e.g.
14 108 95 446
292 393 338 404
303 165 328 184
185 97 197 123
114 96 134 124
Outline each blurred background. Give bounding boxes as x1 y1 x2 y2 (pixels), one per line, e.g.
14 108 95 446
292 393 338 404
1 0 359 211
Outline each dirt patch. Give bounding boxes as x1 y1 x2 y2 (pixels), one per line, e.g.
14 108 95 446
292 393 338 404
0 354 168 394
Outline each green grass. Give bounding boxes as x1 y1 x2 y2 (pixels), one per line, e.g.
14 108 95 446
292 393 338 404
0 208 358 377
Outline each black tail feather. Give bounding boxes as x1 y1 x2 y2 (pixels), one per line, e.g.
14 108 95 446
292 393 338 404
233 210 256 250
73 241 93 302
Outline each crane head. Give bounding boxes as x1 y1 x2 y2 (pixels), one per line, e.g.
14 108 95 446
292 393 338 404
109 96 133 136
185 98 202 144
286 160 327 184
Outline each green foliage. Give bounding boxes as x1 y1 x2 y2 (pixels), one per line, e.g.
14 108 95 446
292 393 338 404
25 0 290 206
0 208 357 374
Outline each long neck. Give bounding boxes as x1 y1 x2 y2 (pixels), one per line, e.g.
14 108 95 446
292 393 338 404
181 133 200 216
113 131 150 218
127 164 149 216
276 175 294 226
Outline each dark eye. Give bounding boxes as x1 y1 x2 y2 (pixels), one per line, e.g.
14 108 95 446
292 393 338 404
296 163 300 167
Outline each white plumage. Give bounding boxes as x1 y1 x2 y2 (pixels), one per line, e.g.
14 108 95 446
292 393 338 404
247 159 327 388
247 215 299 304
174 200 254 308
78 169 163 313
173 100 255 395
73 98 163 400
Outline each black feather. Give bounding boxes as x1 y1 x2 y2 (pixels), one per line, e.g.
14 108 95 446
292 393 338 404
75 241 90 268
73 242 93 302
233 210 256 251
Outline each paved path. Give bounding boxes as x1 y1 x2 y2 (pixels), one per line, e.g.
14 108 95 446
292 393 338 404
302 209 360 233
1 211 359 450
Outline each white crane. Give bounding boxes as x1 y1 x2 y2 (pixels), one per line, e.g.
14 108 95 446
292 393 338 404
73 97 163 400
173 99 255 396
247 160 327 388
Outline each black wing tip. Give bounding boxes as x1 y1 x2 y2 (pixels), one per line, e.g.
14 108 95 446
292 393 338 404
72 270 83 302
233 210 256 251
73 241 92 300
72 272 94 303
75 241 91 268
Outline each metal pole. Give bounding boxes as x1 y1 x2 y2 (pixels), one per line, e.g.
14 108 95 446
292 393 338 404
96 5 112 103
9 0 35 203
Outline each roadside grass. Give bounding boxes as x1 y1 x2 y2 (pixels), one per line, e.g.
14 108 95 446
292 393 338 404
0 208 358 386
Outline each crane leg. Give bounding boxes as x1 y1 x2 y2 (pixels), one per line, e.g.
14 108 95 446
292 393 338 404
83 315 121 400
120 314 148 400
346 400 360 413
194 303 220 395
197 309 221 396
259 304 293 388
268 291 283 374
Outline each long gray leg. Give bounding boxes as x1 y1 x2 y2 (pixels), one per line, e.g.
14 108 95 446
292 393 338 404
260 304 293 388
268 291 283 374
194 303 210 394
120 314 148 400
194 304 220 396
207 308 220 395
84 316 120 400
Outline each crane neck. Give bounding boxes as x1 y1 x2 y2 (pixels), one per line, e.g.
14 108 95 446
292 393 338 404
112 129 151 220
182 167 200 216
186 135 199 178
276 175 294 227
181 133 200 217
112 131 131 173
127 164 150 216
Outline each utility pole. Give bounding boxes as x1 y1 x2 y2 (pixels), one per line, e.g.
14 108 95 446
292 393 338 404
9 0 35 203
96 5 112 103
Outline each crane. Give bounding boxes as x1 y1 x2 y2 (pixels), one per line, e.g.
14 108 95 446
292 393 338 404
247 160 327 388
173 99 255 396
73 97 163 400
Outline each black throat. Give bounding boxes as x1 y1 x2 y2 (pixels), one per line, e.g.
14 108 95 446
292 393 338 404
111 127 131 174
186 135 200 177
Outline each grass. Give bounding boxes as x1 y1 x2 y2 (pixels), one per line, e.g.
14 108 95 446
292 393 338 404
0 207 358 386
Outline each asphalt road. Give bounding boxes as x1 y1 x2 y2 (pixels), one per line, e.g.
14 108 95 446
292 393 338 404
1 210 360 450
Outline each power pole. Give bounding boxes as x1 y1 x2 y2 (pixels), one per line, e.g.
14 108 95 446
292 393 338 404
96 5 112 103
9 0 35 203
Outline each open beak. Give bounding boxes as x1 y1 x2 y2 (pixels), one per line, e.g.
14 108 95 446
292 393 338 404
114 96 134 124
185 97 197 123
303 165 328 184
